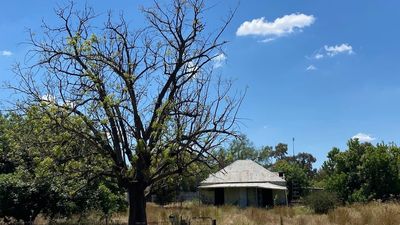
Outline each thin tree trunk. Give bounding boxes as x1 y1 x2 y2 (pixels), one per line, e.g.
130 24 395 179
128 184 147 225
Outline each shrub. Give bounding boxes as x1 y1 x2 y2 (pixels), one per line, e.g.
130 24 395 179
304 191 337 214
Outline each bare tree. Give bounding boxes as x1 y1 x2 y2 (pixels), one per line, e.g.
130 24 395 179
13 0 240 224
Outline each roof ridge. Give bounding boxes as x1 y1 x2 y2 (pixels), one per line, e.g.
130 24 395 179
201 160 286 184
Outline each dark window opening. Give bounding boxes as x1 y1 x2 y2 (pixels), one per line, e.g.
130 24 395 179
214 188 224 205
258 189 273 207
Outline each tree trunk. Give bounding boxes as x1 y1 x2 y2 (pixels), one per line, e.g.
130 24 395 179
128 184 147 225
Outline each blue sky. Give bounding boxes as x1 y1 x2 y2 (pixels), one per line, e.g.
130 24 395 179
1 1 400 167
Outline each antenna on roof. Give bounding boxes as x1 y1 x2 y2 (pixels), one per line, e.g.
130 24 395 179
292 137 295 157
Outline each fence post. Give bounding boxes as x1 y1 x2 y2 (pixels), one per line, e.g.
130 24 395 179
212 219 216 225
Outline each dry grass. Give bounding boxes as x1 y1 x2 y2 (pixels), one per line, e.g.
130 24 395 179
23 201 400 225
148 201 400 225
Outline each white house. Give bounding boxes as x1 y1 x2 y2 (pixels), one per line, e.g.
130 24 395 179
199 160 288 207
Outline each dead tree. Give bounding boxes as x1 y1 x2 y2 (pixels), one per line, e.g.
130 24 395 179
13 1 240 224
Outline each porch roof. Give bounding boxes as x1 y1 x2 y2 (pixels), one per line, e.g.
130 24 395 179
198 182 287 190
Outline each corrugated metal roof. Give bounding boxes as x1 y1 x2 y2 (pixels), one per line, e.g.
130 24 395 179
201 160 286 184
199 182 287 190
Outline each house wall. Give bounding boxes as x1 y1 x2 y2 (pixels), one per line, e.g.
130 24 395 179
200 187 287 206
223 187 238 205
247 188 257 206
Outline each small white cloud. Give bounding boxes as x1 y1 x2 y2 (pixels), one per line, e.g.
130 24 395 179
314 53 324 59
324 43 354 56
306 65 317 71
352 133 375 142
41 94 56 103
213 53 227 68
1 50 13 56
236 13 315 39
259 38 275 43
310 43 354 60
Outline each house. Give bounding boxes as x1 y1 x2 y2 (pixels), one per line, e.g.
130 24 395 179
199 160 288 207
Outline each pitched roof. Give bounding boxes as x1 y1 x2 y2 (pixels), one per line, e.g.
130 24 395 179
201 160 286 184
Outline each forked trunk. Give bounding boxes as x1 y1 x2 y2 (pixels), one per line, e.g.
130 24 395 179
127 184 147 225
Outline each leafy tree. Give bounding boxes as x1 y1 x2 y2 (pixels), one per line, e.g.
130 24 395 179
95 181 127 224
320 139 400 203
150 159 213 204
295 152 317 177
227 135 258 161
217 134 273 168
271 143 288 160
272 159 310 202
360 143 400 200
0 112 67 223
13 1 239 224
0 109 127 223
268 145 317 202
257 146 274 167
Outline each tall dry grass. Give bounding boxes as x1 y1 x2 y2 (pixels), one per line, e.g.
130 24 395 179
25 201 400 225
147 201 400 225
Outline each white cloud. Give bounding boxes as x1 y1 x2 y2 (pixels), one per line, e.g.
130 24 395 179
306 65 317 71
352 133 375 142
259 38 275 43
314 53 324 59
324 44 354 56
310 43 354 60
213 53 227 68
236 13 315 38
1 50 13 56
41 94 56 103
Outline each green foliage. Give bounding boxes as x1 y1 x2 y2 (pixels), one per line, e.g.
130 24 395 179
0 109 127 223
295 152 317 177
217 134 273 168
272 159 310 200
304 191 337 214
95 182 127 219
271 143 288 160
320 139 400 203
151 161 211 204
226 135 259 161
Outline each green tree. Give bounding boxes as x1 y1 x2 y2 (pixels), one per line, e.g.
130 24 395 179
14 1 239 224
218 134 273 168
0 109 127 223
321 139 400 203
95 181 127 224
272 159 310 202
226 135 258 161
295 152 317 177
0 112 67 223
257 146 274 167
271 143 288 160
360 143 400 200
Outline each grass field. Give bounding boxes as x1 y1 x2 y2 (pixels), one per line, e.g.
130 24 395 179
27 201 400 225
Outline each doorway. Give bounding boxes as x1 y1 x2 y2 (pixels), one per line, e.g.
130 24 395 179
214 188 224 205
258 189 273 207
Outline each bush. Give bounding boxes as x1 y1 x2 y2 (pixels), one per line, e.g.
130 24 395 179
304 191 337 214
